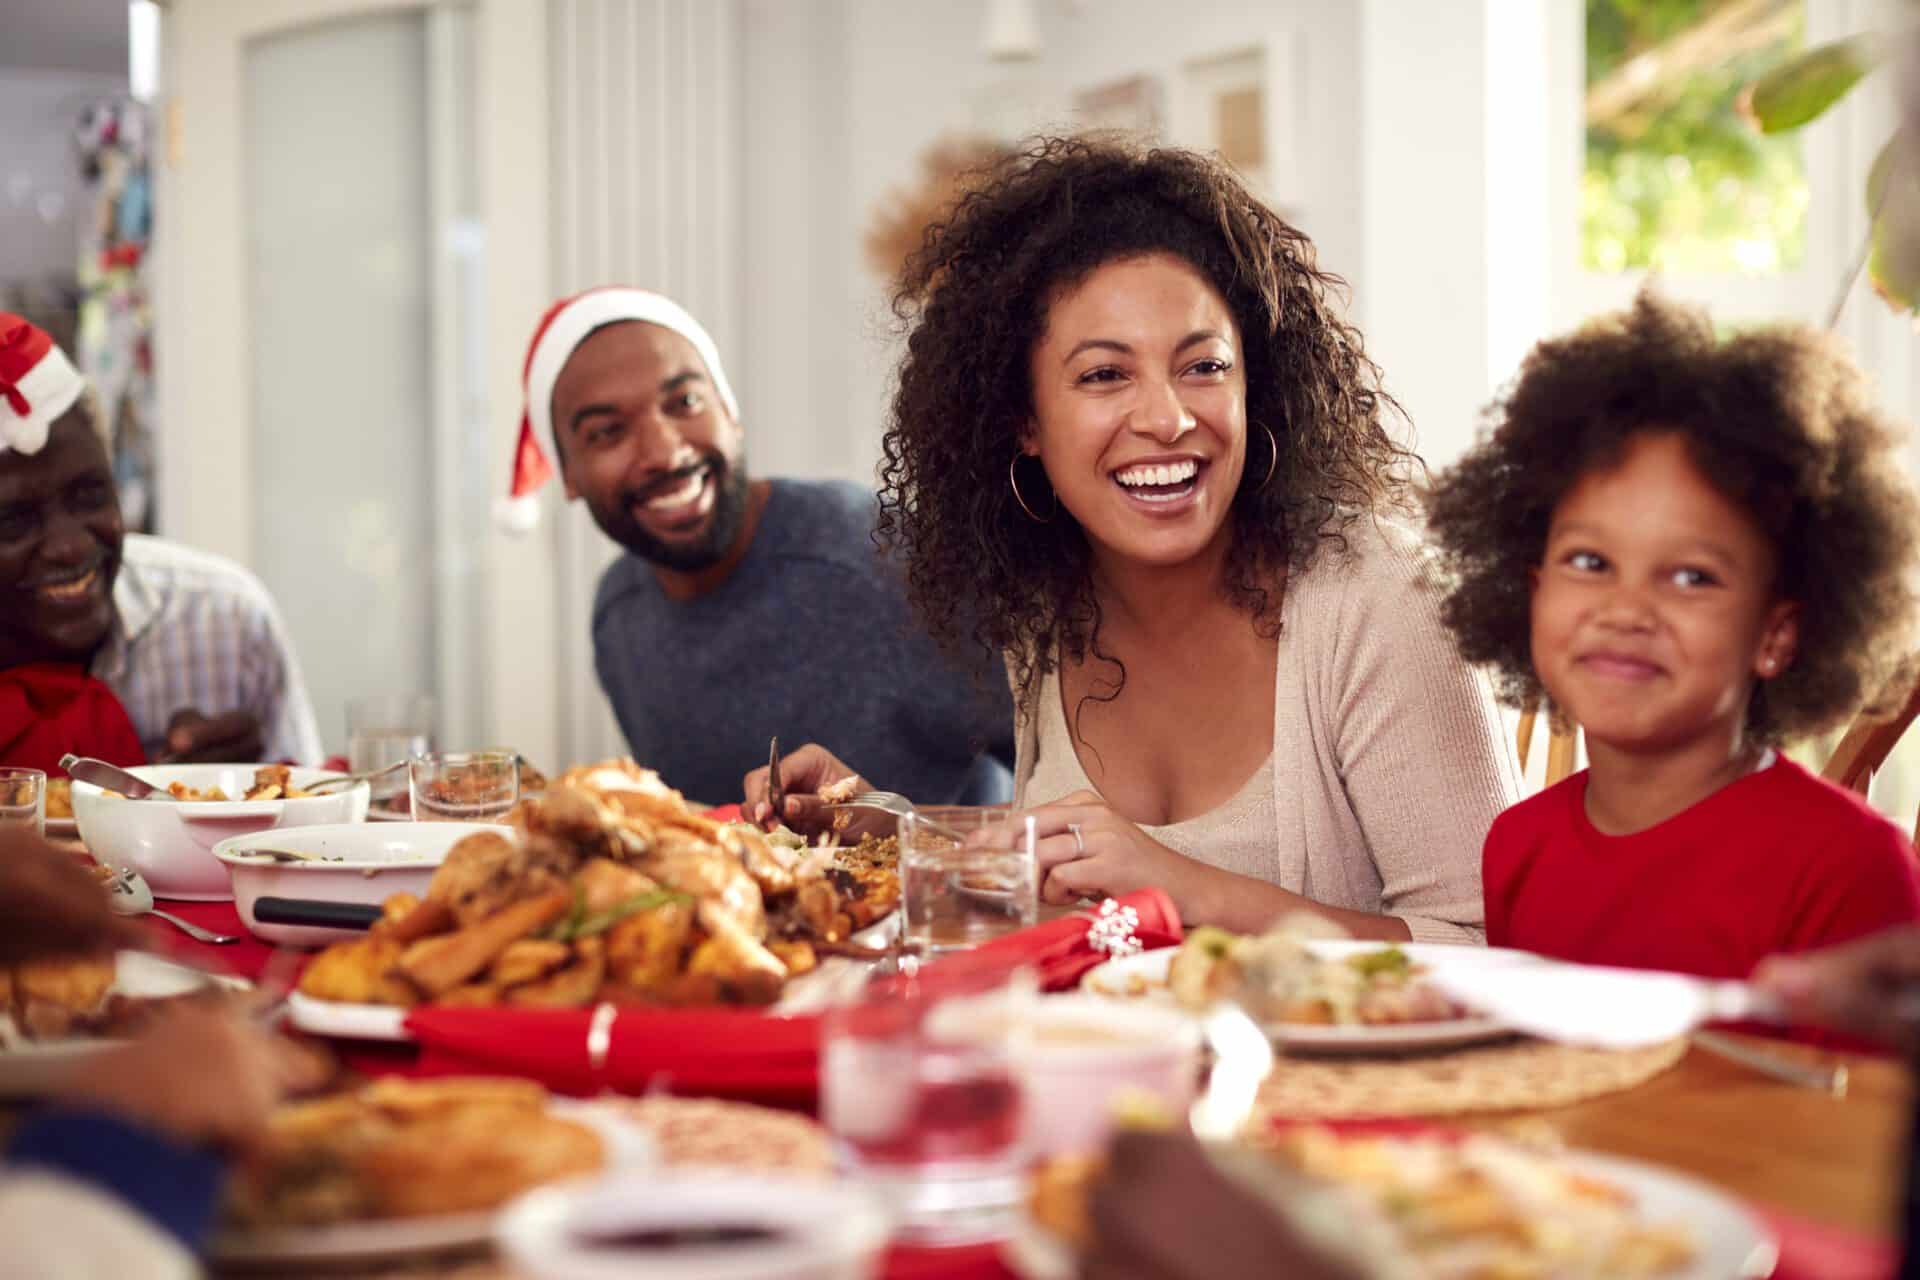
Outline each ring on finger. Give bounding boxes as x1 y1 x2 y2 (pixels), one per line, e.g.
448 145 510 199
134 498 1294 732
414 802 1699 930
1067 822 1085 857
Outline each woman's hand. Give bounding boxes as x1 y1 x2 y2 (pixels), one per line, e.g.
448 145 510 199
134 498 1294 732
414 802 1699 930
1013 789 1198 908
0 828 143 963
741 743 875 836
55 1004 312 1149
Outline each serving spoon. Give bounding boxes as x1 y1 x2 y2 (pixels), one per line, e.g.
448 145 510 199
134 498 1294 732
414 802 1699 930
59 753 163 800
103 865 240 944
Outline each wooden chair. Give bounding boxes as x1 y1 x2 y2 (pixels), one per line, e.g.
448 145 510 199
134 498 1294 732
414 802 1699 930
1820 674 1920 841
1515 696 1580 788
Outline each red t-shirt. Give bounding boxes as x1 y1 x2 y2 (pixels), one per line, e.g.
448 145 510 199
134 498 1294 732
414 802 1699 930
1485 758 1920 982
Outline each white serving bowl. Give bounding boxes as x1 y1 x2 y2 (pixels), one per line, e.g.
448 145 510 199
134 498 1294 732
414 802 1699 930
214 821 503 947
1013 996 1204 1159
496 1173 890 1280
72 765 370 901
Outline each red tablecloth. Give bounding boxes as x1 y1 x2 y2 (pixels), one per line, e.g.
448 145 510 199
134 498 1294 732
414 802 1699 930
149 901 1896 1280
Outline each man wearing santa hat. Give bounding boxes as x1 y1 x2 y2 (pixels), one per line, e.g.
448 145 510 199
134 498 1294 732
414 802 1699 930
0 313 321 769
510 286 1012 806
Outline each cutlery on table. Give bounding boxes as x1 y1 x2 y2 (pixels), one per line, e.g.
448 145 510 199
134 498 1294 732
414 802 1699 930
104 866 240 944
59 753 163 800
1427 961 1852 1092
302 760 407 795
825 790 968 842
765 736 786 826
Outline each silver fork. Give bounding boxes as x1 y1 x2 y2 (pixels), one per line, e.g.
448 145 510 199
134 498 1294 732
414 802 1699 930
828 791 968 842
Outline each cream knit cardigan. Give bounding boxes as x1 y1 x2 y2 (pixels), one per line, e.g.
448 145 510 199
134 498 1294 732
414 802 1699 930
1011 517 1522 944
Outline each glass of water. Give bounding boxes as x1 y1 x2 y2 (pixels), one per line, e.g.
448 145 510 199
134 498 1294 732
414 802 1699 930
348 694 434 818
823 960 1033 1244
409 750 518 822
900 807 1038 955
0 768 46 835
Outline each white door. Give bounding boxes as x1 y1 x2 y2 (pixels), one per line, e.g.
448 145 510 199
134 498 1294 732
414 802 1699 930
151 0 558 766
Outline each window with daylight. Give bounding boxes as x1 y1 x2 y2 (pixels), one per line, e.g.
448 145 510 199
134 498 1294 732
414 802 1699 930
1583 0 1809 274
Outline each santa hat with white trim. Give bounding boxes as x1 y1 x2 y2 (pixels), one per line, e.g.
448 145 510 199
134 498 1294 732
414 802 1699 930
0 313 88 457
498 286 740 534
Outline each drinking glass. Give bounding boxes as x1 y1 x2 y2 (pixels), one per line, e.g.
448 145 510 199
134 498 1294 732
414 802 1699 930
348 694 434 817
409 750 518 822
900 807 1038 955
0 768 45 836
822 961 1034 1244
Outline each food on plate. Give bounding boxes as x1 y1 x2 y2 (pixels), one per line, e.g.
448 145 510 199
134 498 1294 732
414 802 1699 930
105 764 316 803
44 778 72 818
297 759 901 1011
611 1096 833 1175
227 1076 605 1227
1030 1128 1697 1278
0 951 246 1044
1165 917 1461 1026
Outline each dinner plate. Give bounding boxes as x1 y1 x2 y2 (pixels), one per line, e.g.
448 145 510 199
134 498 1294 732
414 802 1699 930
207 1101 655 1267
0 951 251 1095
1002 1148 1778 1280
1080 940 1543 1053
287 913 902 1041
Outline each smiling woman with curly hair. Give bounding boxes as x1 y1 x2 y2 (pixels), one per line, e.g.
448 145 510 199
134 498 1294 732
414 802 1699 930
1425 289 1920 983
749 136 1521 940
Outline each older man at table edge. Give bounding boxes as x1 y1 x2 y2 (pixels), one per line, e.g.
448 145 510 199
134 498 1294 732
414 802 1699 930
0 313 322 769
504 286 1013 806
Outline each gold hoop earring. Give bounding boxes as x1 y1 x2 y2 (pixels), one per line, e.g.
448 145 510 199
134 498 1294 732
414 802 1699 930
1254 421 1279 493
1010 454 1057 523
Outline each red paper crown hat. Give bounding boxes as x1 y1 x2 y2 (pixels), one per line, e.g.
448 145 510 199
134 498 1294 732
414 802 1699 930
0 313 86 457
498 287 741 534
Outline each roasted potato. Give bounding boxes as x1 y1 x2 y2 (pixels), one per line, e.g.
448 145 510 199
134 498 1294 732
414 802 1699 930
398 890 570 997
489 939 572 988
505 936 605 1008
297 936 419 1007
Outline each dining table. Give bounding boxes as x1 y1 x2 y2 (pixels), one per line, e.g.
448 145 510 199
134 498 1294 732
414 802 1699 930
61 852 1920 1280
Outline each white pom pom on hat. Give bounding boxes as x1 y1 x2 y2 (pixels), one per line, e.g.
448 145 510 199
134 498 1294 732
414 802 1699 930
499 286 740 535
0 312 88 457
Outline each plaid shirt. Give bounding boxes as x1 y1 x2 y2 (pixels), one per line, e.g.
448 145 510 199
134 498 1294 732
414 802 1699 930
92 535 323 764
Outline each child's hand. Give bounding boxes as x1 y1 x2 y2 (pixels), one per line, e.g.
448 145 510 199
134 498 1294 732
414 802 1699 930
1753 927 1920 1053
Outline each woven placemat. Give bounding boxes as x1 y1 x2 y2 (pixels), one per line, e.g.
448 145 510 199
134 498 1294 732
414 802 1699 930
1253 1035 1689 1121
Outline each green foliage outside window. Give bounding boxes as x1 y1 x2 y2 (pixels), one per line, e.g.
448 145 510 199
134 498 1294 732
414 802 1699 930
1584 0 1809 274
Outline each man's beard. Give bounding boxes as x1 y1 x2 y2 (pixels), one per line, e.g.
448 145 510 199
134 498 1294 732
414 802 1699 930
593 452 752 571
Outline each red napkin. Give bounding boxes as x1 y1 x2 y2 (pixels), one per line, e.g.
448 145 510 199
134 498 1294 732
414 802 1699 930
882 1243 1019 1280
962 888 1182 991
1759 1205 1895 1280
405 1004 822 1105
0 662 145 773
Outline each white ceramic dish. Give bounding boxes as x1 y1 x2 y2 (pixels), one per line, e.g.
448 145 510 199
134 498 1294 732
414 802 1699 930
0 951 250 1096
213 821 503 947
496 1172 890 1280
208 1101 655 1268
1001 1148 1777 1280
1081 940 1543 1054
72 764 370 901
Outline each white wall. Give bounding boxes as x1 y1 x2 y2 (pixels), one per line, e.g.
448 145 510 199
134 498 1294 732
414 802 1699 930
155 0 558 767
736 0 1545 487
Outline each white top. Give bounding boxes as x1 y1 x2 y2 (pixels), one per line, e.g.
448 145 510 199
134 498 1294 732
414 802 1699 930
1012 517 1523 943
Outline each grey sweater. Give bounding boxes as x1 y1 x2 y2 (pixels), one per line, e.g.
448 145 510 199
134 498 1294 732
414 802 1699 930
592 478 1015 806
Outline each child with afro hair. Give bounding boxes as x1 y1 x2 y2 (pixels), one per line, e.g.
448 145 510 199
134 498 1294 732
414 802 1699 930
1425 290 1920 990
